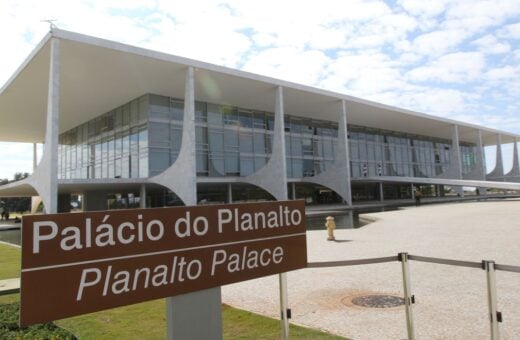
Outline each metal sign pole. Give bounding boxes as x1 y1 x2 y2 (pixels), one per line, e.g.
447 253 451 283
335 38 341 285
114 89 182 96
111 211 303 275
279 273 289 340
483 260 500 340
399 252 415 340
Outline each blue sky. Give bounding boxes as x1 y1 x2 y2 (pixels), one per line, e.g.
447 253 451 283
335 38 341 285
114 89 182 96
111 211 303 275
0 0 519 179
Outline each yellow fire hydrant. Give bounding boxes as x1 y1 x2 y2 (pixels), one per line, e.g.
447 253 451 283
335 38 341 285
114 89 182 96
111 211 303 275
325 216 336 241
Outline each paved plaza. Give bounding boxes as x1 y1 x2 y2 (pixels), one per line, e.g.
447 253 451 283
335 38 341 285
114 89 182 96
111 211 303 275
222 199 520 339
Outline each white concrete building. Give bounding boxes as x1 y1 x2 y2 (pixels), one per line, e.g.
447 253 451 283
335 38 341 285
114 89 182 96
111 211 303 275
1 28 519 213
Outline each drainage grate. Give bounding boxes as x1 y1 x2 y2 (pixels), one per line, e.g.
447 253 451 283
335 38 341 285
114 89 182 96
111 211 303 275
349 294 404 308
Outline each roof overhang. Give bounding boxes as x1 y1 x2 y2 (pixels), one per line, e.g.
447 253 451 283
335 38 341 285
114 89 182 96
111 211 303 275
1 29 519 145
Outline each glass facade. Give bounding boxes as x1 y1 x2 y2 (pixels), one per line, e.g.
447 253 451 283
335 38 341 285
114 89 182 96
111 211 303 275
285 117 338 178
194 103 274 177
57 93 478 181
349 126 477 178
58 95 148 179
148 94 184 177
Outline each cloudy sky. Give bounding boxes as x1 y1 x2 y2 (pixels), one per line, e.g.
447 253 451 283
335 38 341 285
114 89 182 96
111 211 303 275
0 0 519 179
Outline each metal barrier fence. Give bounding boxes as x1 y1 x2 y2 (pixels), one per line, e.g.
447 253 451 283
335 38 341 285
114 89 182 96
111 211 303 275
3 253 519 339
308 253 520 340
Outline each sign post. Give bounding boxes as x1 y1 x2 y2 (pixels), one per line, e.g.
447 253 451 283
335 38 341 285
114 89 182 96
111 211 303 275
20 200 307 328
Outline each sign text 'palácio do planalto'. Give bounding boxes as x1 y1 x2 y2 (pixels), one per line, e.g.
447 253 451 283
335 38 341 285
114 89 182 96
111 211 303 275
20 200 307 326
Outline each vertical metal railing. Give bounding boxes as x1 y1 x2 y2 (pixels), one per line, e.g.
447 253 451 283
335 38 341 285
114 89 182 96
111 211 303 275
399 253 415 340
483 260 500 340
308 253 520 339
279 273 290 340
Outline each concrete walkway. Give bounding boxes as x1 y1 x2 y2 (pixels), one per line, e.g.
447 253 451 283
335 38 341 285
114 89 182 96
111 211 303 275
222 199 520 339
0 220 20 231
0 278 20 296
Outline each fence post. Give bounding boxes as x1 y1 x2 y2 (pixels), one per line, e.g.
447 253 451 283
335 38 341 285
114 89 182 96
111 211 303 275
279 273 290 340
483 260 500 340
399 252 415 340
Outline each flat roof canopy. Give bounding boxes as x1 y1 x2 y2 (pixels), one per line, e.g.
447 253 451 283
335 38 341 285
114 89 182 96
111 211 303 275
1 29 518 145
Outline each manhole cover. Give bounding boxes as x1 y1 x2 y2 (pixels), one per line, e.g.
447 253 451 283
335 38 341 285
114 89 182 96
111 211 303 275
350 294 404 308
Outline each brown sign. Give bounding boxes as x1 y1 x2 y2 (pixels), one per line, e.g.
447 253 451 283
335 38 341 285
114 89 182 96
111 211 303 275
20 200 307 326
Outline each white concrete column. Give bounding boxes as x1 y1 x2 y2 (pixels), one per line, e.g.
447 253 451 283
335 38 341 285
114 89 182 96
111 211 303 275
165 66 222 340
139 184 146 208
31 143 40 212
273 86 290 340
451 125 462 179
227 183 232 204
242 86 288 200
464 129 486 181
275 86 289 200
45 38 60 214
506 137 519 178
46 37 60 213
149 67 197 204
27 37 61 214
300 100 352 205
33 143 38 170
487 134 505 180
495 134 504 178
475 130 485 179
341 100 353 205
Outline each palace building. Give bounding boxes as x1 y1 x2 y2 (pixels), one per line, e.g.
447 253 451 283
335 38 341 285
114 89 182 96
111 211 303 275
1 28 519 213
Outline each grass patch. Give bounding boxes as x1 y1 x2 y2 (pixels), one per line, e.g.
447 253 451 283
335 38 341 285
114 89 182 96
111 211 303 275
0 243 20 279
1 302 76 339
0 243 20 305
0 244 344 339
222 304 345 339
55 301 345 339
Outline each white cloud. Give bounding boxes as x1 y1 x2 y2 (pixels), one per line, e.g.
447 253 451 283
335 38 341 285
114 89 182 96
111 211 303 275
444 0 520 33
485 65 520 81
345 13 418 50
471 34 511 54
306 27 350 50
397 0 450 18
411 29 468 56
407 52 486 83
251 33 276 48
498 22 520 39
242 47 330 85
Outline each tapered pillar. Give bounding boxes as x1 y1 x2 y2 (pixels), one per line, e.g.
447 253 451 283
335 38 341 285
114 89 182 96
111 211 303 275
242 86 288 200
45 38 60 213
165 66 222 340
487 134 505 180
300 100 352 204
149 66 197 205
505 138 519 178
27 37 61 214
